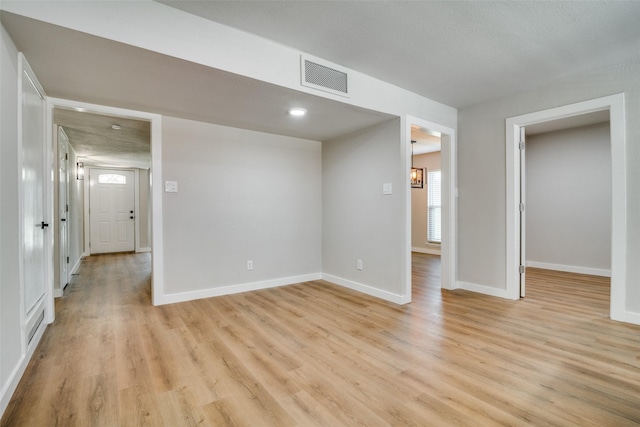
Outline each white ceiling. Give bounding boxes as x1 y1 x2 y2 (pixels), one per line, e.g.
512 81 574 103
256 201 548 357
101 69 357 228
3 3 639 165
525 110 610 136
411 126 441 155
0 11 394 165
158 1 640 109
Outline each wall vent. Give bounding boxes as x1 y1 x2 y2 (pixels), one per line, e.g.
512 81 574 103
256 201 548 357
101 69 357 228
301 55 350 98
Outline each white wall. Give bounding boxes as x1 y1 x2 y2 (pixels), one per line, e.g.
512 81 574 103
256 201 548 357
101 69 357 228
160 117 322 301
0 23 23 416
68 144 84 267
323 119 407 302
411 152 441 255
526 123 611 275
458 61 640 317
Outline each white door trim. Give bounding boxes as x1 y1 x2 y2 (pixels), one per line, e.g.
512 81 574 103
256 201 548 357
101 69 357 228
505 94 628 323
46 98 164 306
404 115 457 300
57 126 70 295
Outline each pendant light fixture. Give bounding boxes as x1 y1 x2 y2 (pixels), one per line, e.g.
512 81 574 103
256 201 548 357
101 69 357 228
410 140 423 188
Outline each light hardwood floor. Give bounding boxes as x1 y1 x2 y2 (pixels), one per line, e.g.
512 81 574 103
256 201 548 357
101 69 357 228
2 253 640 426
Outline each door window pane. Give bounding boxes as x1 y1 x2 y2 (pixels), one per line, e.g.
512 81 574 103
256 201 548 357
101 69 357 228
98 174 126 185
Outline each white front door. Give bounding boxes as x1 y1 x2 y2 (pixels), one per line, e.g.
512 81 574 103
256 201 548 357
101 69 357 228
21 55 47 315
58 127 70 289
89 168 135 254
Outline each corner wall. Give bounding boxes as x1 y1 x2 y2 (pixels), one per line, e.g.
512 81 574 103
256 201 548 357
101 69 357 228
322 118 406 302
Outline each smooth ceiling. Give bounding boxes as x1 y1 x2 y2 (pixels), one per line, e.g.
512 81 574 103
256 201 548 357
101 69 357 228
159 1 640 109
411 127 440 155
525 110 610 136
1 11 394 163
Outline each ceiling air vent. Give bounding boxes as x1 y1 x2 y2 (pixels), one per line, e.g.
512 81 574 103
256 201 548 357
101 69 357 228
301 55 350 98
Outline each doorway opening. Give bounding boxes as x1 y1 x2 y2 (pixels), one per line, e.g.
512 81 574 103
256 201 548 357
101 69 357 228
405 116 456 300
506 94 628 322
48 98 164 313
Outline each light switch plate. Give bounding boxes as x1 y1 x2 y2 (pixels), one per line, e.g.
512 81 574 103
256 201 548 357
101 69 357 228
383 183 392 195
165 181 178 192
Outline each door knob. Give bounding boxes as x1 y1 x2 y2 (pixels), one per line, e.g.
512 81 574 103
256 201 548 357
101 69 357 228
130 216 135 219
40 221 49 229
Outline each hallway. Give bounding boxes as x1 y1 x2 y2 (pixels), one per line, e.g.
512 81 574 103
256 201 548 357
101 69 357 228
2 253 640 426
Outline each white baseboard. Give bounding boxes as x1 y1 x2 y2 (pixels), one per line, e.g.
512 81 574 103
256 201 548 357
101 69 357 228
70 256 82 276
136 247 151 253
612 309 640 326
526 261 611 277
412 247 441 256
161 273 322 305
322 273 410 305
53 257 84 298
0 317 47 418
456 281 511 299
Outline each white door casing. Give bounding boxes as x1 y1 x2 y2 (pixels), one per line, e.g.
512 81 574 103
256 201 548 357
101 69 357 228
89 168 135 254
506 94 628 323
519 127 526 297
58 127 69 290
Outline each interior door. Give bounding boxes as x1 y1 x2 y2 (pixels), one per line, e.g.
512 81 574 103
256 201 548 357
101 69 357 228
89 168 135 254
58 127 70 290
21 55 47 316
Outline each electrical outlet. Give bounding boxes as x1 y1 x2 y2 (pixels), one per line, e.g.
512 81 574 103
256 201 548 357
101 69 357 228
247 260 253 270
357 259 363 270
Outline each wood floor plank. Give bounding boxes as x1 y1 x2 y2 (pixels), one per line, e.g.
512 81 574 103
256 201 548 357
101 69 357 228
3 252 640 426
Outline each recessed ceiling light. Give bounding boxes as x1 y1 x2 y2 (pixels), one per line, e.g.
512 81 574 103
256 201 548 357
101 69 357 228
288 108 307 117
111 124 122 130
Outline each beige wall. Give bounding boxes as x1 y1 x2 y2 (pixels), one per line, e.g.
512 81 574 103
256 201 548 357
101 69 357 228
411 152 441 255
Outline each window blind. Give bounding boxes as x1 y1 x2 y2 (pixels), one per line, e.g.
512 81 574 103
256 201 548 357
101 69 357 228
427 170 442 243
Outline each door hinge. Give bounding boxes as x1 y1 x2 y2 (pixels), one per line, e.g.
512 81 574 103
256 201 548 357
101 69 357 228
519 203 524 212
66 204 69 212
65 153 68 161
519 265 525 274
67 256 69 264
519 141 525 150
